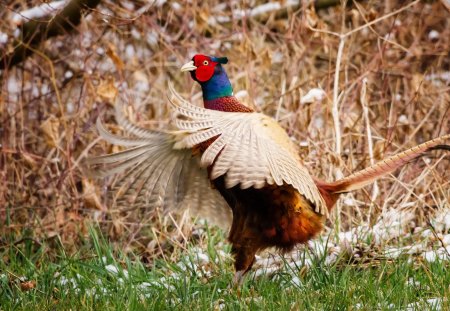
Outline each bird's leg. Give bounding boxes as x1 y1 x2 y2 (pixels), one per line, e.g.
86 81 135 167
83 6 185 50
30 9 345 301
231 244 257 286
232 270 245 286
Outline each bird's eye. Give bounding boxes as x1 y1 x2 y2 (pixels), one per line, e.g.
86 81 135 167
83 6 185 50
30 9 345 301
203 60 209 66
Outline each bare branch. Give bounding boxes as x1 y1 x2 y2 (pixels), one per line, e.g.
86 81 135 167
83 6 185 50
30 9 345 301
0 0 101 70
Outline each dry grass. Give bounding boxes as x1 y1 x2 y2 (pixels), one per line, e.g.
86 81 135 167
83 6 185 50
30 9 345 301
0 0 449 261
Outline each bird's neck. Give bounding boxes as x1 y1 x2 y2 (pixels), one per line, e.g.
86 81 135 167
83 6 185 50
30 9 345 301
201 69 233 101
201 70 253 113
204 96 253 113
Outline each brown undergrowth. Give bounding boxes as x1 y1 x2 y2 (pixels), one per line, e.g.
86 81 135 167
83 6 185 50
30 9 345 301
0 0 448 262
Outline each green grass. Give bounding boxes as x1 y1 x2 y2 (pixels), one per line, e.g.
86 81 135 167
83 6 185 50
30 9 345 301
1 228 448 311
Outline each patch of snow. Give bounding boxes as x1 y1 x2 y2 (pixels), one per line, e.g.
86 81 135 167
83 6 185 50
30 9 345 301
290 276 301 287
138 280 174 291
325 246 342 265
125 44 136 58
7 76 20 94
11 1 67 24
234 90 248 100
271 51 284 64
406 277 421 287
207 16 218 26
105 264 119 274
41 84 50 94
384 33 395 41
428 30 439 41
300 88 326 104
398 114 408 124
132 71 150 93
420 229 433 239
155 0 167 7
64 70 73 79
216 16 231 23
299 141 309 147
250 2 282 17
233 1 299 19
196 253 210 264
18 276 27 282
253 265 280 277
384 247 403 259
312 116 324 130
13 28 20 38
372 209 412 245
59 276 78 288
146 31 159 46
423 250 448 262
405 297 442 310
343 197 356 206
425 71 450 86
121 1 135 11
209 40 221 50
213 3 227 12
131 28 141 40
171 2 181 11
441 234 450 246
0 32 7 45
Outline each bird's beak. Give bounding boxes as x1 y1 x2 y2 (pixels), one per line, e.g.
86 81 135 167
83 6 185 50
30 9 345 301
180 60 197 72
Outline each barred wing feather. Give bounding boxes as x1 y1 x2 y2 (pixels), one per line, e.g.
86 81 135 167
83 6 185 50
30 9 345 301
168 83 326 215
86 113 232 229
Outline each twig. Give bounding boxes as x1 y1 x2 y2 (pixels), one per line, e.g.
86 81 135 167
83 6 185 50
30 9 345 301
360 78 379 222
426 217 450 260
332 38 345 157
275 77 286 121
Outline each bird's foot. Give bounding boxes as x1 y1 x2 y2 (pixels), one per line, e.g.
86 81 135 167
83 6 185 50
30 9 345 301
233 271 245 285
228 270 245 291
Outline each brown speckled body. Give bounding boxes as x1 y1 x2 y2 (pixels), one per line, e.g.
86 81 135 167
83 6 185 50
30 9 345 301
199 96 325 274
214 176 325 273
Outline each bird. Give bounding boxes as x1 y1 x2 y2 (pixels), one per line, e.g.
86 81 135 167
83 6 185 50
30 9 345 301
86 54 449 283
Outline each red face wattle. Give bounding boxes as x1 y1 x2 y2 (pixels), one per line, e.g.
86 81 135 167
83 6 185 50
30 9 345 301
192 55 218 82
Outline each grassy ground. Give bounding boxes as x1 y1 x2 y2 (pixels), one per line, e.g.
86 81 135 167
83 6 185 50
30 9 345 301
1 227 449 311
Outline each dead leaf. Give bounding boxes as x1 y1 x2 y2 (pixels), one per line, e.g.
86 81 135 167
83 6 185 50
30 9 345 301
82 179 106 211
21 151 37 169
40 117 60 147
106 44 124 71
373 140 385 160
97 76 118 102
343 110 362 131
20 280 36 291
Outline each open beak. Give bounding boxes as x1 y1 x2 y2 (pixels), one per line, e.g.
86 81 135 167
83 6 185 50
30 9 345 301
180 60 197 72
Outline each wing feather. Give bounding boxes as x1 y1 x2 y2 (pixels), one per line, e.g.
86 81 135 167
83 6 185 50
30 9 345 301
86 100 232 229
168 84 327 215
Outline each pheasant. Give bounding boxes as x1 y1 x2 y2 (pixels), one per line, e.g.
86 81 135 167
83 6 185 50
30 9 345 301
87 54 449 282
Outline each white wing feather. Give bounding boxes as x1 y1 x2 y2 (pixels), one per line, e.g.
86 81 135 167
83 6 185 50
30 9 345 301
168 82 326 215
85 104 232 229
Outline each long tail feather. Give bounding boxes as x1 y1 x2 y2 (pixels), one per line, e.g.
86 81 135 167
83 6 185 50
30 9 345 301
327 134 450 193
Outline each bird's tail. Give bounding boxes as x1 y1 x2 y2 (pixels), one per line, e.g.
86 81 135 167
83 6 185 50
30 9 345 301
315 134 449 209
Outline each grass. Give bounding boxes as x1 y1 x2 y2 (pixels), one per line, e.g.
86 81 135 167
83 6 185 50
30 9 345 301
1 227 448 310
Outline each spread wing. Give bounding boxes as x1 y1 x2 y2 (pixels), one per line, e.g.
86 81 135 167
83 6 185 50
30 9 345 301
168 82 327 215
85 103 232 229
